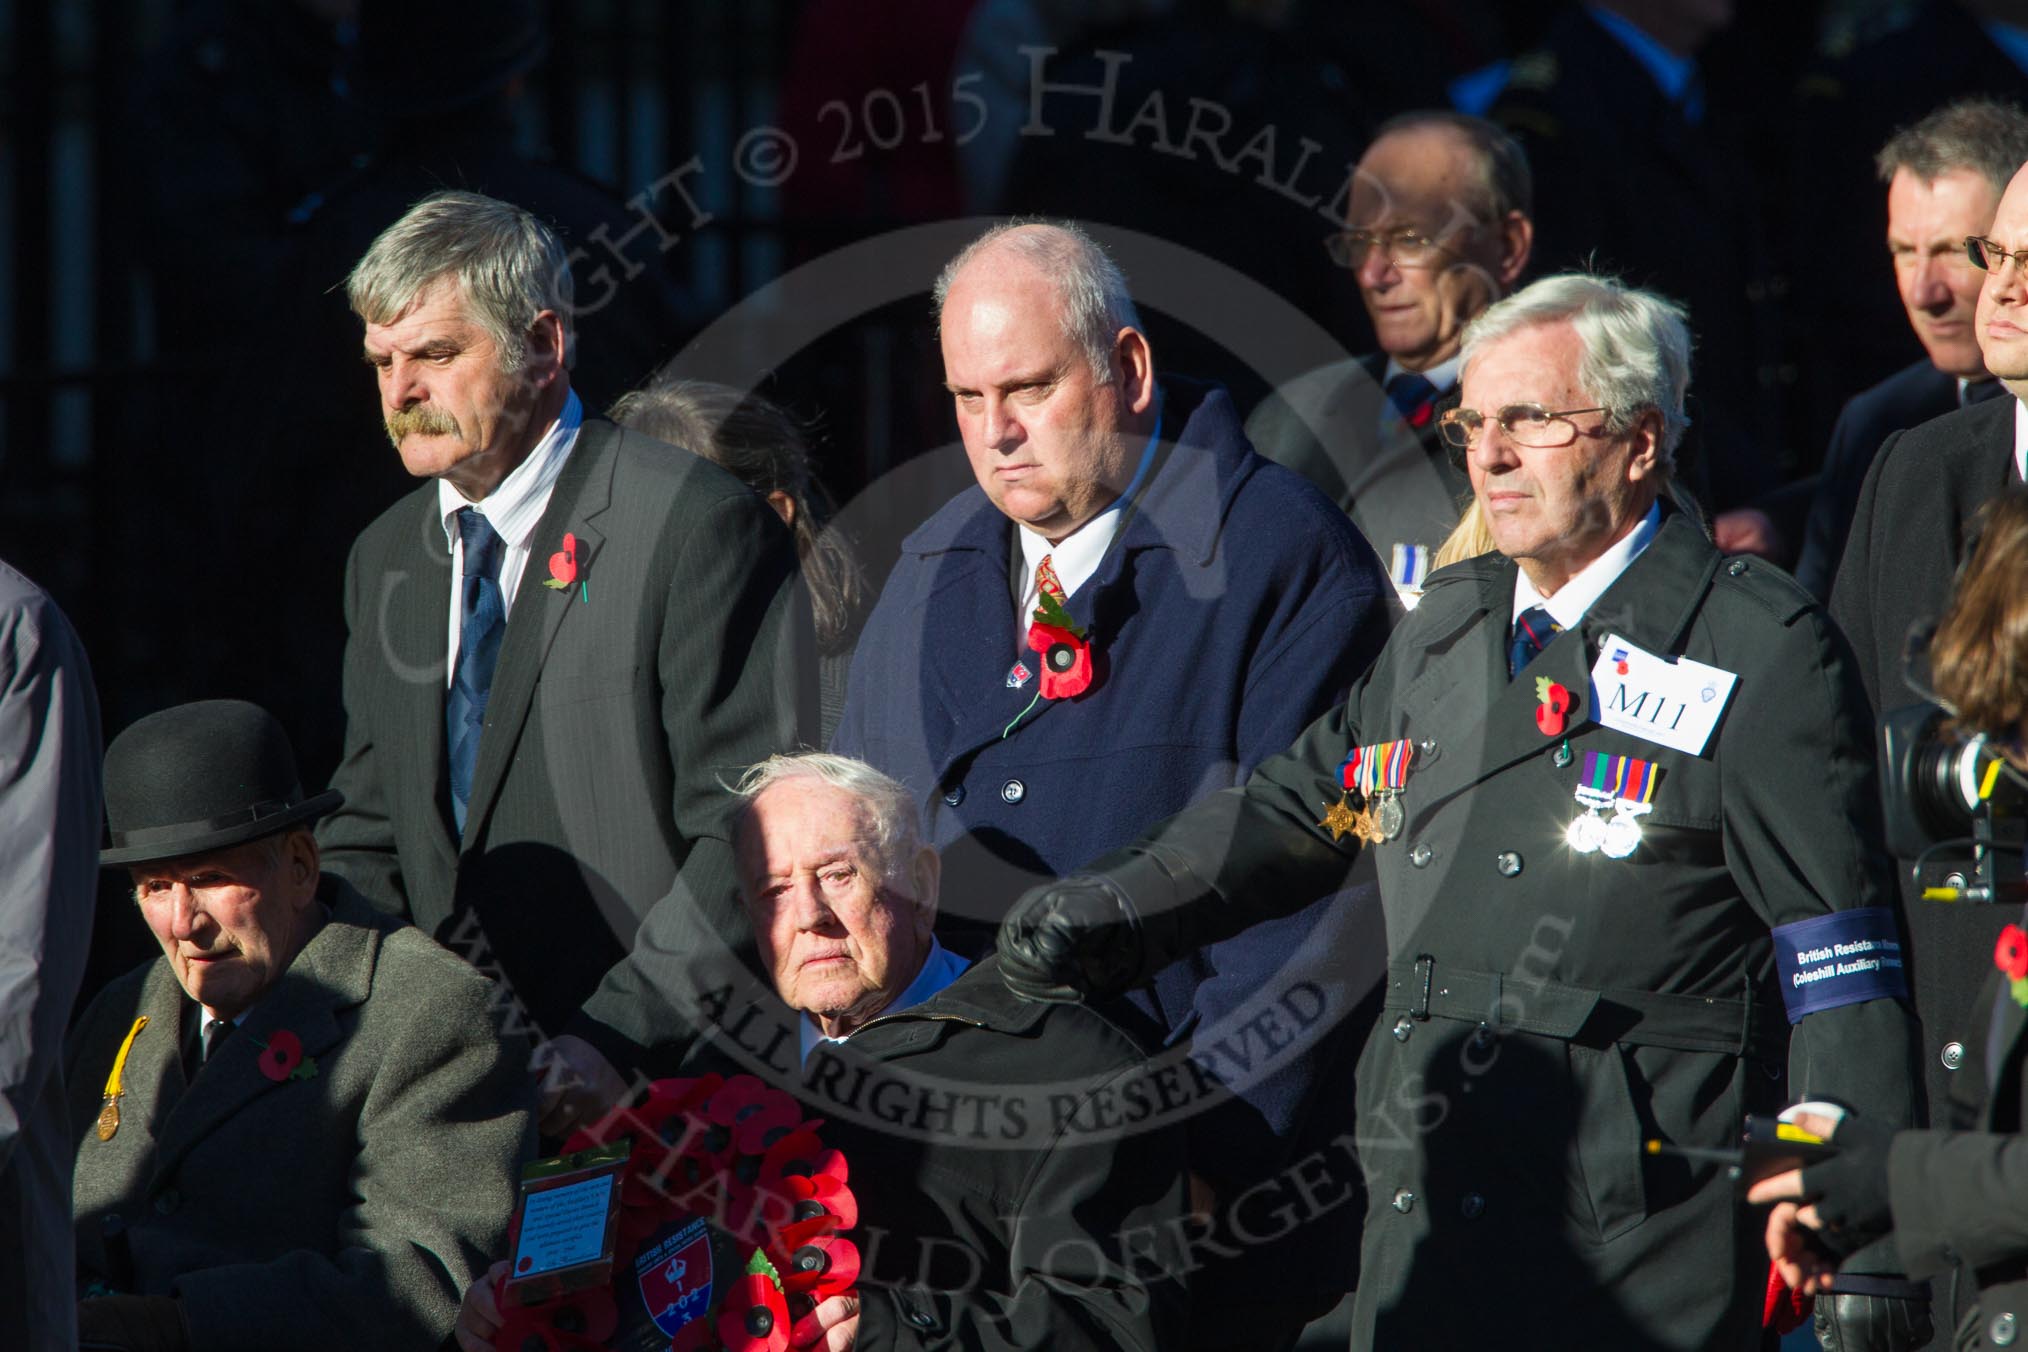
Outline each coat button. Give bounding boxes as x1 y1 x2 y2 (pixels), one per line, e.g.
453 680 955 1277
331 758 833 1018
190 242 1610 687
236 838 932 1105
1727 559 1748 577
1992 1312 2017 1346
942 784 965 807
154 1189 181 1216
102 1212 126 1238
1417 738 1440 763
1551 743 1572 768
1392 1015 1414 1043
1391 1188 1416 1214
908 1309 936 1329
1410 843 1433 868
1942 1041 1966 1071
1460 1193 1486 1220
1000 780 1025 804
1496 851 1523 877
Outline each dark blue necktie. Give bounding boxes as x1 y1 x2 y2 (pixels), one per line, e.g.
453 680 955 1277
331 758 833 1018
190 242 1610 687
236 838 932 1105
1965 378 2009 407
1385 372 1439 430
1509 605 1562 678
447 508 506 835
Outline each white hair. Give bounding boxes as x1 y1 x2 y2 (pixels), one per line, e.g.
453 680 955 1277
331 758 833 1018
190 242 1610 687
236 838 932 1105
346 189 576 371
1461 271 1693 461
732 752 924 878
933 220 1143 385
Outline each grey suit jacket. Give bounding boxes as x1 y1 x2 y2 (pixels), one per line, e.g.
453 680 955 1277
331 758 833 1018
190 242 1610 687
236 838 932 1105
318 417 800 1041
1243 351 1469 569
0 563 101 1352
67 887 534 1351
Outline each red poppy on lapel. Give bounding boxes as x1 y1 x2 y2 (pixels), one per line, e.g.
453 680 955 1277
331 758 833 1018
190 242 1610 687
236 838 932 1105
1997 925 2028 1008
543 531 581 592
255 1029 308 1082
1534 678 1572 737
2001 924 2028 980
1027 622 1094 700
1023 587 1094 700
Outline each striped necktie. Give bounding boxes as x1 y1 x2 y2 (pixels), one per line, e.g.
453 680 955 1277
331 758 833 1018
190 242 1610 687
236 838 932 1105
1509 605 1562 678
1385 372 1439 430
447 509 507 834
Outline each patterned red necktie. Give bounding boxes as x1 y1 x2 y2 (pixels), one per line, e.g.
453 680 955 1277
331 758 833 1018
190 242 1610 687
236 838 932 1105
1035 554 1066 603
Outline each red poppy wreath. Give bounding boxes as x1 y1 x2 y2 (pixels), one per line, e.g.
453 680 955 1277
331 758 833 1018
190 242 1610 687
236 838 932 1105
492 1074 858 1351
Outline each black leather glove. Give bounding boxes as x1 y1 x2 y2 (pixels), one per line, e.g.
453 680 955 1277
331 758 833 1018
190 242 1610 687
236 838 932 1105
77 1295 192 1352
1799 1113 1897 1256
1812 1292 1933 1352
998 873 1148 1003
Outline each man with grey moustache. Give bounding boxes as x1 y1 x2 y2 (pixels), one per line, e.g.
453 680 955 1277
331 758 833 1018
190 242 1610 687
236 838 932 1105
316 189 801 1129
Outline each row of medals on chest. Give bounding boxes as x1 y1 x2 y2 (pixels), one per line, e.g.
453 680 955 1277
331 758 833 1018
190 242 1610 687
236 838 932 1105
1325 739 1651 860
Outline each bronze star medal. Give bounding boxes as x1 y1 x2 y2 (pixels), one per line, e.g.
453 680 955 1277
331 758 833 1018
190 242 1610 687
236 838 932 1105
1321 793 1384 845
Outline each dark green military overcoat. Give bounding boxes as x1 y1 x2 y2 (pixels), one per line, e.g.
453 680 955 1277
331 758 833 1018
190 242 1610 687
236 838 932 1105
1094 510 1918 1349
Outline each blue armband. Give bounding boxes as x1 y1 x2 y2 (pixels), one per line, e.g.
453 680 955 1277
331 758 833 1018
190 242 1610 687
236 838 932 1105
1772 907 1909 1023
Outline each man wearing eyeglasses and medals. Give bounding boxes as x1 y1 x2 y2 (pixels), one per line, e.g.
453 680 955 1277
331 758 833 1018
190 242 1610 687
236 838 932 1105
1246 112 1532 608
1001 273 1926 1350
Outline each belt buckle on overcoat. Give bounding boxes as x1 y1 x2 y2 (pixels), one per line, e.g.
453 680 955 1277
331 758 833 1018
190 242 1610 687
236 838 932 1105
1411 953 1434 1021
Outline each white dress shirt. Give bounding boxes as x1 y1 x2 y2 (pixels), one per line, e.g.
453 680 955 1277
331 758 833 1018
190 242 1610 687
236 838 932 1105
1012 407 1163 647
437 391 583 685
2013 395 2028 484
1512 501 1663 630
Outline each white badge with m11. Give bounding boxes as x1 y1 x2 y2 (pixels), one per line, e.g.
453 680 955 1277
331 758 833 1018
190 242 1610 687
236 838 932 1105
1589 633 1738 756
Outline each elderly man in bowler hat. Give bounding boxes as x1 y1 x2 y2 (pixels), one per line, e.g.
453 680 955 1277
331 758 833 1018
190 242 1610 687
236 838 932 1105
66 701 534 1352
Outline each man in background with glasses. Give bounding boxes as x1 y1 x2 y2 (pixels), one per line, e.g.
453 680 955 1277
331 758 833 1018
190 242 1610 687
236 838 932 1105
1834 156 2028 1225
1246 111 1531 607
1000 272 1924 1349
1796 99 2028 604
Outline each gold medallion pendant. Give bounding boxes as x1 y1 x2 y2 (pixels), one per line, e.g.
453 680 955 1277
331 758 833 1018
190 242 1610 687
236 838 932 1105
97 1015 151 1142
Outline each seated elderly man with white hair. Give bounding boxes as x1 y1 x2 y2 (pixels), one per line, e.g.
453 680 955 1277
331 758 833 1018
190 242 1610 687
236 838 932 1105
456 751 1187 1352
735 752 1187 1352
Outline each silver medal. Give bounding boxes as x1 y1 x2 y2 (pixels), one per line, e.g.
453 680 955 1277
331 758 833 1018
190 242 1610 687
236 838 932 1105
1566 808 1607 854
1600 805 1648 859
1376 792 1405 841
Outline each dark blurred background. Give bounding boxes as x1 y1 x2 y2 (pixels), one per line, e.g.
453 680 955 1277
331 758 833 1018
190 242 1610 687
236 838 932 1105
6 0 2022 993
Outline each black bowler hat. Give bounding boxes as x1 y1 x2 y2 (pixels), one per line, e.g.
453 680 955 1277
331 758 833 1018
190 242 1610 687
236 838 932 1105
101 701 343 867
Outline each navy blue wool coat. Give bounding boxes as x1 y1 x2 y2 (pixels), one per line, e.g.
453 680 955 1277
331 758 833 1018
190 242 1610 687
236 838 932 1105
833 378 1394 1334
